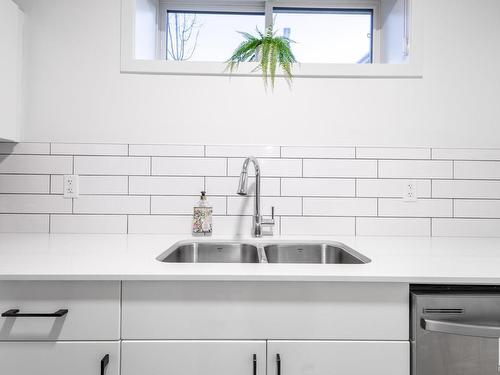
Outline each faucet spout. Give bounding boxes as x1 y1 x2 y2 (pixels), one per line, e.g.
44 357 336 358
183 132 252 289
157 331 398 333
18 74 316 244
236 157 273 237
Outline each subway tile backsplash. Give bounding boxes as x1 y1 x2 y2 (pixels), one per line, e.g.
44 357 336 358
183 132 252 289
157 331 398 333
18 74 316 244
2 142 500 237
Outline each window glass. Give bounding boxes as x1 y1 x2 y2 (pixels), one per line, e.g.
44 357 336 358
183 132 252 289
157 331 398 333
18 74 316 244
166 11 265 61
273 8 373 64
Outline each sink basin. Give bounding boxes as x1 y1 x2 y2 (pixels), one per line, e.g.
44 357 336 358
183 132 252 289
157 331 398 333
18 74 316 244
263 242 370 264
157 240 370 264
158 242 261 263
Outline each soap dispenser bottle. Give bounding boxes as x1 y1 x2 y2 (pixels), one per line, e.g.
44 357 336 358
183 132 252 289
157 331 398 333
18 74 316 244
192 191 213 236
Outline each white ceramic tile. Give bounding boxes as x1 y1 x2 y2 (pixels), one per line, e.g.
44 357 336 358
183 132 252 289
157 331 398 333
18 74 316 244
0 195 71 214
454 161 500 179
303 159 377 178
153 157 226 176
0 142 50 155
303 198 377 216
433 180 500 199
281 178 355 197
0 214 49 233
51 143 128 156
50 215 127 233
129 176 204 195
151 196 226 215
379 160 452 178
356 218 431 236
129 144 204 157
454 200 500 219
227 158 302 177
378 199 452 218
0 175 49 194
73 195 150 214
74 156 149 175
281 146 355 159
227 196 301 216
212 215 280 236
0 155 72 174
357 179 431 198
128 215 192 234
433 219 500 237
206 145 280 157
51 175 128 195
357 147 430 159
281 217 355 236
205 177 281 196
433 148 500 161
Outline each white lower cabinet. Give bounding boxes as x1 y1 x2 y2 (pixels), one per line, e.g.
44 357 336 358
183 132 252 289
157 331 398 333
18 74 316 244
121 340 267 375
267 341 410 375
0 341 120 375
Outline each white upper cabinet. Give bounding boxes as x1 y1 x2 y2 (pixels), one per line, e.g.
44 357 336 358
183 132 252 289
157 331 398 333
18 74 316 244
0 0 23 141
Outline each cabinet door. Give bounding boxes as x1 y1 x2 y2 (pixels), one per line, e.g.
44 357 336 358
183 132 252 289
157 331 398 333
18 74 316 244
0 341 119 375
122 340 266 375
0 0 23 141
267 340 409 375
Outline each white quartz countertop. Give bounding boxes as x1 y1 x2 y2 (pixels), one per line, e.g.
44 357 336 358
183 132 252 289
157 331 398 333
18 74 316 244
0 234 500 283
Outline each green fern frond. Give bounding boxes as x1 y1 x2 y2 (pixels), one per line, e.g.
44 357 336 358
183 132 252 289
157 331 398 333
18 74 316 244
226 24 297 90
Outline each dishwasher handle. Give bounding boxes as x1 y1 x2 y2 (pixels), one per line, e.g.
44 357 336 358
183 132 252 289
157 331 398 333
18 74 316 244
421 318 500 338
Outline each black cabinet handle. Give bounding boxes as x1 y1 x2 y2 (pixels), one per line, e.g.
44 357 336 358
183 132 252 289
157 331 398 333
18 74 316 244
101 354 110 375
253 354 257 375
276 354 281 375
1 309 69 318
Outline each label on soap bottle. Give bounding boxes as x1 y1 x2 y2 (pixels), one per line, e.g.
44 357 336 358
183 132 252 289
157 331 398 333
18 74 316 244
192 206 213 236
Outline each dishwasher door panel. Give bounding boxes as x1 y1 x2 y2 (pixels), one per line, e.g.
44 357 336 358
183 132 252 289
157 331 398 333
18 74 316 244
411 290 500 375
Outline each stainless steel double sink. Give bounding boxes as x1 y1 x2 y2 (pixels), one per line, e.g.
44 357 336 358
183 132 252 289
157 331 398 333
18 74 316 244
157 240 371 264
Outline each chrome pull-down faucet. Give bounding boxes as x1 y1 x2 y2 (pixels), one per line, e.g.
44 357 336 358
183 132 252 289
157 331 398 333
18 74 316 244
237 157 275 237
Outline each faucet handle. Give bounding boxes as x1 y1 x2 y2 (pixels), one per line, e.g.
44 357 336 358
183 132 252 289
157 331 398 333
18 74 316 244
262 206 275 226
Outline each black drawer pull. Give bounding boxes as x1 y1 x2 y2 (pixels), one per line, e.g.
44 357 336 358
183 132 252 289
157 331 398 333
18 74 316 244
1 309 69 318
276 354 281 375
101 354 110 375
253 354 257 375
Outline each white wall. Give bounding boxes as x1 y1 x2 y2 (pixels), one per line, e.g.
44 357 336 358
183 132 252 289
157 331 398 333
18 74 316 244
16 0 500 147
0 0 23 141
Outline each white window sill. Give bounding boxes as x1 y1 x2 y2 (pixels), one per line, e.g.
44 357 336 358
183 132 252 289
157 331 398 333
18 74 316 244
120 60 423 79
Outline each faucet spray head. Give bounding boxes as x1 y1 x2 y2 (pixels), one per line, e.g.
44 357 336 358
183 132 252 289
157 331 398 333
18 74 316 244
237 171 249 196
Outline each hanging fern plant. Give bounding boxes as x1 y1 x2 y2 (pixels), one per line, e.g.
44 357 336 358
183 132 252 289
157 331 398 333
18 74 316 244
226 25 297 89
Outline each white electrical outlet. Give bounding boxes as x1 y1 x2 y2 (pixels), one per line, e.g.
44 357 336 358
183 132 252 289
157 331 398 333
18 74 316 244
403 180 418 202
63 175 79 198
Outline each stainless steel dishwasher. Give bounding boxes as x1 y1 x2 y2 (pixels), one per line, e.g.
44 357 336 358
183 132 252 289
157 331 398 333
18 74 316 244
411 285 500 375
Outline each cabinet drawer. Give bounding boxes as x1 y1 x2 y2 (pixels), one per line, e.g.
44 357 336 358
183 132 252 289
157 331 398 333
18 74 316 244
122 340 266 375
0 341 119 375
268 340 410 375
0 281 120 340
122 281 408 340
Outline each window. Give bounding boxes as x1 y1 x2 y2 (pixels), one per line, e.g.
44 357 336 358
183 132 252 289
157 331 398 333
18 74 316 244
273 8 373 64
159 1 378 64
122 0 423 78
164 11 265 61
